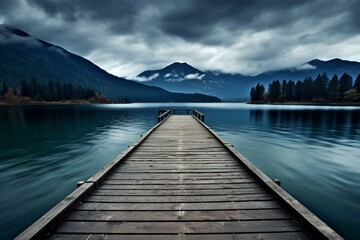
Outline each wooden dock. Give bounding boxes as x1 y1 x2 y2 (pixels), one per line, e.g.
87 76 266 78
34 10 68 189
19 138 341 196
16 110 343 239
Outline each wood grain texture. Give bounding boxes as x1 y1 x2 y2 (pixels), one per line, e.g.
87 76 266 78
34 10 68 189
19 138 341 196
48 232 310 240
19 114 342 239
66 208 291 221
55 220 302 234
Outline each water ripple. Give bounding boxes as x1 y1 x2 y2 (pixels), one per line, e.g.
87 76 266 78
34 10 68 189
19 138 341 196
0 103 359 239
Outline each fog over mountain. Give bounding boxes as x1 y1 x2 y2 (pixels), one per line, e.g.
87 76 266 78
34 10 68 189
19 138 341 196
2 23 359 101
1 0 360 78
135 59 360 100
0 24 220 102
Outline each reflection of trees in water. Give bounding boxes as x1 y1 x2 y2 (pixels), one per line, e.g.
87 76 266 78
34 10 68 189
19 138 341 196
0 106 147 152
249 109 360 139
0 105 139 128
250 110 263 123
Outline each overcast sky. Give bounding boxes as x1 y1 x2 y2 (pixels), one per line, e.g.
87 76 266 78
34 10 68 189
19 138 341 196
1 0 360 78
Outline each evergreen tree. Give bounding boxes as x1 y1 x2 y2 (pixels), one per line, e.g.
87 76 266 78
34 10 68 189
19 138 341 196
327 74 339 102
0 83 2 100
286 80 295 101
84 87 96 99
48 80 55 101
1 78 106 103
55 81 63 100
40 84 51 101
252 83 265 102
280 80 287 101
267 80 281 102
20 80 32 97
62 83 69 100
250 87 255 102
76 85 85 99
4 82 9 95
250 72 360 104
354 74 360 92
259 84 265 101
67 83 74 100
313 73 328 100
338 73 353 100
302 77 314 101
30 77 41 100
294 80 303 101
1 82 9 99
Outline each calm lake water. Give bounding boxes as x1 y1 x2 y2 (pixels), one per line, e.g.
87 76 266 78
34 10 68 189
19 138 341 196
0 103 359 239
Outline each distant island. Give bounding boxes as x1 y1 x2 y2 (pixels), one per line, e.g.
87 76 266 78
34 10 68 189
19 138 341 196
249 73 360 105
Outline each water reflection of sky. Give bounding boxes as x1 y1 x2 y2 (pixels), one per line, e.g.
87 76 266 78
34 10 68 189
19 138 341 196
202 105 359 240
0 105 157 240
0 103 359 240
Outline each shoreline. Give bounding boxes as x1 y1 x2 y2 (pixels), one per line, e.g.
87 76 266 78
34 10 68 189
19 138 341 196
0 100 97 106
0 100 225 106
247 101 360 106
1 100 360 106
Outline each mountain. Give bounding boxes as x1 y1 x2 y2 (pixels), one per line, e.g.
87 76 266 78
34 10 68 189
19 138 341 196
0 24 220 102
253 58 360 85
136 62 252 100
136 59 360 100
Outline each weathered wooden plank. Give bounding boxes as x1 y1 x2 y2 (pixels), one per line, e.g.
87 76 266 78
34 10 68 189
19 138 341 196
144 137 216 140
83 193 273 203
144 138 210 140
122 161 238 164
17 114 341 240
137 144 223 147
118 164 240 170
134 148 226 151
101 178 255 185
193 116 344 240
117 167 242 172
14 183 94 240
66 208 290 221
123 162 238 165
14 112 171 240
119 163 240 168
113 169 246 173
97 182 260 190
124 160 236 163
137 144 225 147
108 172 251 180
125 158 236 161
92 188 266 196
55 220 302 234
117 166 242 170
49 232 309 240
116 169 243 172
122 156 237 160
130 152 231 155
75 201 280 211
126 156 234 159
117 169 244 173
107 176 251 181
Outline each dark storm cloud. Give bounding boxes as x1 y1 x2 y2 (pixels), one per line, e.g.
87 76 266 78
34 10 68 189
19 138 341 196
1 0 360 77
157 0 360 44
28 0 143 33
157 0 300 41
